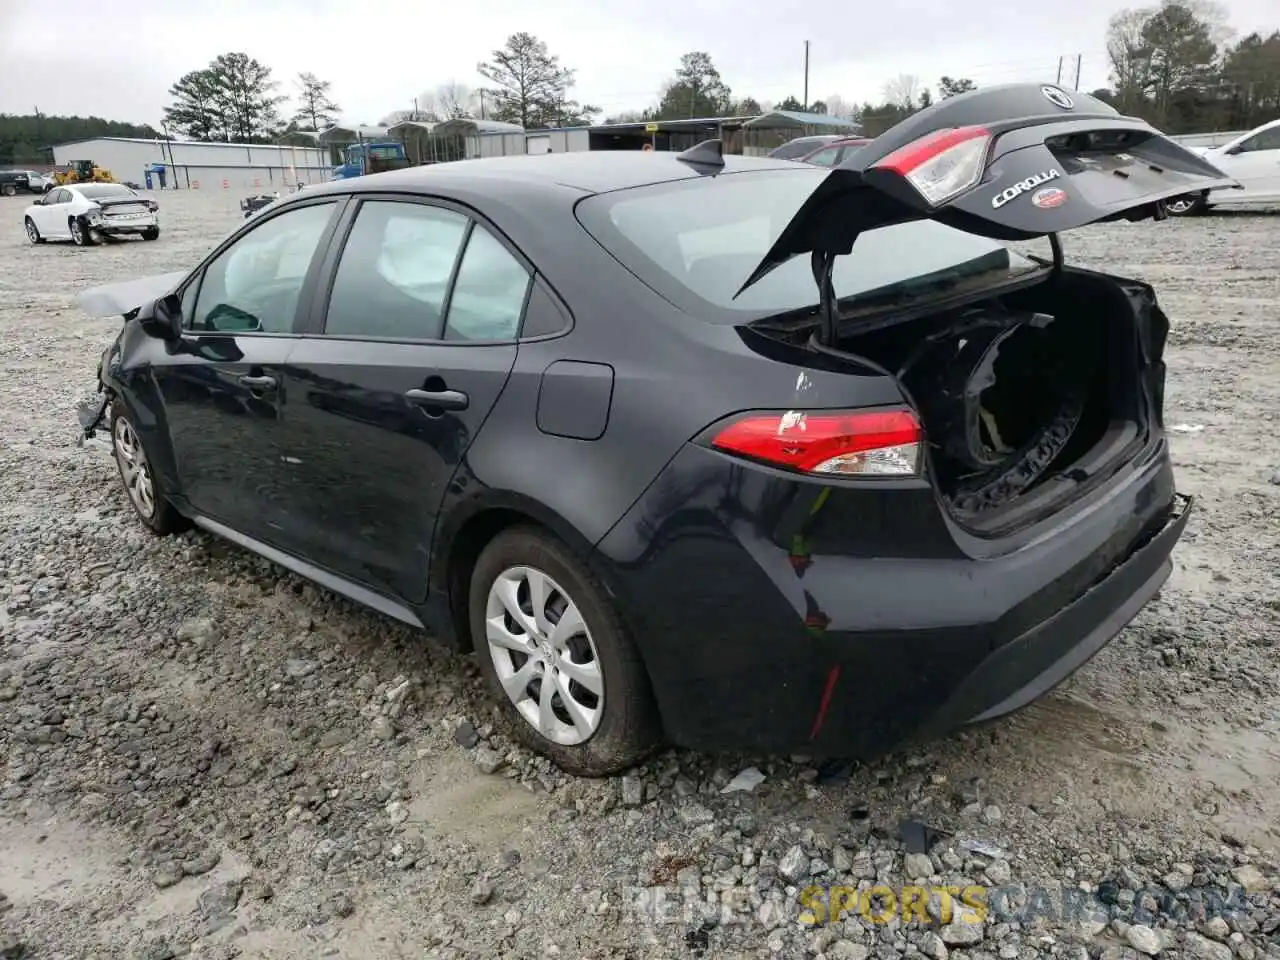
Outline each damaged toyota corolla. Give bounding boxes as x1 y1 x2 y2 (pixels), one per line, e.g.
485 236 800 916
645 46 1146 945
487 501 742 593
75 83 1234 777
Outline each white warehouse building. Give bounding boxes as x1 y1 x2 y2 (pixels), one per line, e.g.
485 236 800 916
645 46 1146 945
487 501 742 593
51 137 332 191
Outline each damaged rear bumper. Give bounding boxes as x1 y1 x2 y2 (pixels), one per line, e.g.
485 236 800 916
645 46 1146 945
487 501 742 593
917 491 1190 737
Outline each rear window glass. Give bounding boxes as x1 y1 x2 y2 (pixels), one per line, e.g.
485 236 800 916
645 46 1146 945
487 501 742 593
77 184 137 200
575 168 1040 320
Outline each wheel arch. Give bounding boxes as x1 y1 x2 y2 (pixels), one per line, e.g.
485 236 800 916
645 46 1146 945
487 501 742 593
431 491 626 655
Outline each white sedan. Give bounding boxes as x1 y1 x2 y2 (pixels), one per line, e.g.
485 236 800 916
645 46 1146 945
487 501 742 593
1168 117 1280 215
23 182 160 246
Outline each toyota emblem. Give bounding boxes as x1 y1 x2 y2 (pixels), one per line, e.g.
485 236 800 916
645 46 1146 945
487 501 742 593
1041 85 1074 109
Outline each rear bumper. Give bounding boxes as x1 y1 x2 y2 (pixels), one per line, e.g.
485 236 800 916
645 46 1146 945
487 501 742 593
597 441 1187 758
94 221 156 235
910 491 1186 737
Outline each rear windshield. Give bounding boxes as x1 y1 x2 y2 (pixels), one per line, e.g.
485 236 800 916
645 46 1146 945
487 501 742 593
77 184 137 200
575 168 1041 321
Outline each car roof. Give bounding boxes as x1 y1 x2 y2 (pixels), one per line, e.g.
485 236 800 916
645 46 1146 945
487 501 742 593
300 150 806 199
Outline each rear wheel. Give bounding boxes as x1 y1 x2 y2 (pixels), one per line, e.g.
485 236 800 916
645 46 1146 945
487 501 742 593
469 527 661 776
110 400 188 535
24 217 44 244
1 184 15 197
1166 192 1210 216
70 217 96 246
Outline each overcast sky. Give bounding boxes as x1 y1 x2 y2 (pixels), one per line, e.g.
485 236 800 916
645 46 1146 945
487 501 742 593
1 0 1275 129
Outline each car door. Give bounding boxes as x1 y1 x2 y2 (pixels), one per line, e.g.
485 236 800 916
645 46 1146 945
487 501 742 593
151 197 345 541
37 188 72 237
1213 125 1280 200
276 195 529 602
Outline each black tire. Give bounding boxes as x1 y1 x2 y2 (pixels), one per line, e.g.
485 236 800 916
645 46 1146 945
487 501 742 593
468 526 661 776
142 227 160 241
1166 192 1210 217
24 217 44 244
1 184 15 197
109 399 189 536
70 217 97 246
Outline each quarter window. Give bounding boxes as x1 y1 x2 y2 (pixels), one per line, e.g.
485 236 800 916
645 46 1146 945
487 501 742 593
444 224 532 341
190 202 336 333
324 201 469 339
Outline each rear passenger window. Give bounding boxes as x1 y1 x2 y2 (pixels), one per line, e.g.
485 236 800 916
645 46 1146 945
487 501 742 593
444 225 532 341
325 201 469 339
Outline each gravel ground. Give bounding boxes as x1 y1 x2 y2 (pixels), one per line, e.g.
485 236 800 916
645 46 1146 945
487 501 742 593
1 189 1278 960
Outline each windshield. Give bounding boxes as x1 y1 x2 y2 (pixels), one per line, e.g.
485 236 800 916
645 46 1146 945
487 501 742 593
78 184 136 200
576 168 1041 321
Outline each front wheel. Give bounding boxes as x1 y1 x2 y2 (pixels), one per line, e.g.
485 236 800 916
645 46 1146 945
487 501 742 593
469 527 661 776
110 400 189 536
1166 192 1210 216
24 217 44 244
141 227 160 241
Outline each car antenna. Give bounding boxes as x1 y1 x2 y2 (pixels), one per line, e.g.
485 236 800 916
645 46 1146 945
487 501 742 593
675 138 725 170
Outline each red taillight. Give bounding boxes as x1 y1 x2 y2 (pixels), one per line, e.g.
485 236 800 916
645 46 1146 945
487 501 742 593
871 125 991 206
709 409 922 477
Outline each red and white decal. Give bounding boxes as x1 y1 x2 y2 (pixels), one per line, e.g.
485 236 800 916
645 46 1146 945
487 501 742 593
1031 187 1068 209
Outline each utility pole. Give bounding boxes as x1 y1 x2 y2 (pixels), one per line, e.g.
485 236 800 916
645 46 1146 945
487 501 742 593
803 41 810 110
1074 53 1083 90
479 90 486 120
1056 56 1064 85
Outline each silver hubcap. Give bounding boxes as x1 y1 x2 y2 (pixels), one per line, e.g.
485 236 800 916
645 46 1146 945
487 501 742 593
484 566 603 745
1167 198 1194 214
72 221 85 243
113 417 156 519
25 220 37 242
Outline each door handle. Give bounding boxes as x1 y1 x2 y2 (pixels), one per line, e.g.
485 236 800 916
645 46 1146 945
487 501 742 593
238 374 277 390
404 388 469 411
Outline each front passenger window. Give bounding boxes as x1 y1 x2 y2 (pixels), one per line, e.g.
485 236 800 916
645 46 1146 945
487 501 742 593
324 201 470 339
190 202 336 333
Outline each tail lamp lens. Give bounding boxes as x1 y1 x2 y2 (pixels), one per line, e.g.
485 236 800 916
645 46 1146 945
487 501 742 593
871 125 991 206
710 409 922 477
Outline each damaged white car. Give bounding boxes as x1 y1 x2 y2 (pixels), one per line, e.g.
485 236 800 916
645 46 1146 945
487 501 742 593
24 183 160 246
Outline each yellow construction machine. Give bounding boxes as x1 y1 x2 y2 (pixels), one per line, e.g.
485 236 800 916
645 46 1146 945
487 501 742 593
54 160 116 185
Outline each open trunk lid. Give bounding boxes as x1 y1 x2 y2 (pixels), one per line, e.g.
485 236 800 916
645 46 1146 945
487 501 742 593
738 83 1237 294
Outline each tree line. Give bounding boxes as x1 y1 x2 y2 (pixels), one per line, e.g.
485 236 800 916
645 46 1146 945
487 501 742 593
0 114 160 166
5 7 1277 162
1102 0 1279 132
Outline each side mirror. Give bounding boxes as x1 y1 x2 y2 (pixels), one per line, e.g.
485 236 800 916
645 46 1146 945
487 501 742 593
1223 144 1244 156
138 293 183 341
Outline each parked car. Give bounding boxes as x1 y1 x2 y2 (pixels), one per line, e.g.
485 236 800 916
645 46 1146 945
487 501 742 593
24 183 160 246
74 83 1234 776
767 134 847 160
797 136 874 166
1167 117 1280 215
1 169 51 196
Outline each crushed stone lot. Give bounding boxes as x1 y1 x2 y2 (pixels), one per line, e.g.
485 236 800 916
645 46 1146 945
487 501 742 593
1 188 1278 960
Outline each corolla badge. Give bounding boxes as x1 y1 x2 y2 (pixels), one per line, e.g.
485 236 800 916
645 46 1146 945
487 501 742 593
1041 85 1074 109
991 169 1062 209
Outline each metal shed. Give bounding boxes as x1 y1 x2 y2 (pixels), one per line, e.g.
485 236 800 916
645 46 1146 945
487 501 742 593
50 136 331 190
432 118 527 159
740 111 862 155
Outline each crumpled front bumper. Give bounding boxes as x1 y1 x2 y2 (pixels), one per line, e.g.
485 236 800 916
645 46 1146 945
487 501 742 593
76 349 112 442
